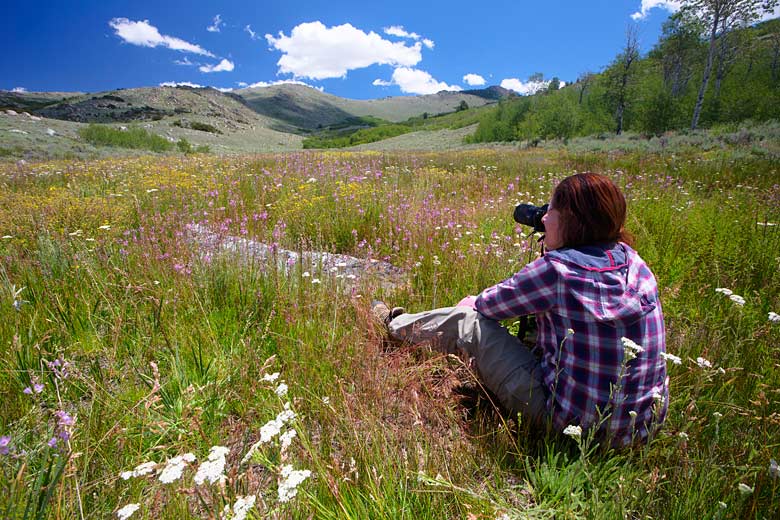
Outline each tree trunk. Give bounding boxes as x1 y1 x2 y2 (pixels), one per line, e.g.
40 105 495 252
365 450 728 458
692 12 721 130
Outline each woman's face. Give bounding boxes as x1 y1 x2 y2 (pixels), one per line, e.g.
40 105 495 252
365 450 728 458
542 204 563 250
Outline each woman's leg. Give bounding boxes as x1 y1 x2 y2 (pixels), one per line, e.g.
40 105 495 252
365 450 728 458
388 307 548 424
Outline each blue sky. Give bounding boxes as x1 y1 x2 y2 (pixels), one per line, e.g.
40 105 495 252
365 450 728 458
2 1 775 99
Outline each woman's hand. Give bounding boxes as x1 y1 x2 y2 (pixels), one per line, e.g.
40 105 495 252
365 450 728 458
456 295 477 309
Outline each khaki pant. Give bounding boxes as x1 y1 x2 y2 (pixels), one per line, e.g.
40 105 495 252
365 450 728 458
388 307 548 424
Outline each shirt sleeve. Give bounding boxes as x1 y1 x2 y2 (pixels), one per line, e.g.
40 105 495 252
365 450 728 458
475 256 558 320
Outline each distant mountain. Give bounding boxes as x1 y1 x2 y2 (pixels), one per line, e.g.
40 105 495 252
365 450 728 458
2 83 514 136
235 84 505 130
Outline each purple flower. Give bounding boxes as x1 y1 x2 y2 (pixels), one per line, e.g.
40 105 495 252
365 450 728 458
0 435 10 455
55 411 74 427
48 437 58 448
23 387 32 395
34 383 44 393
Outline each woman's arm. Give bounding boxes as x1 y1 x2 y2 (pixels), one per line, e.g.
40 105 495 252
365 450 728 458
475 256 558 320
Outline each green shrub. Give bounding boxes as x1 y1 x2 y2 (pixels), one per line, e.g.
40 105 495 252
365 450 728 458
79 124 173 152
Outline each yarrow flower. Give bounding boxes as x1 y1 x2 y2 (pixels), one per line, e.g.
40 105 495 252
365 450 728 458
262 372 280 382
660 352 682 365
194 446 230 485
158 453 196 484
563 425 582 439
769 312 780 323
277 464 311 502
120 461 157 480
279 429 297 453
696 357 712 369
241 405 297 465
116 503 140 520
737 483 754 495
715 288 733 296
621 337 644 362
222 495 256 520
729 294 746 306
275 382 289 397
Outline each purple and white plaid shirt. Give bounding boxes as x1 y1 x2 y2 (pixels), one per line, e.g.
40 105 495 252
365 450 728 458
475 242 668 446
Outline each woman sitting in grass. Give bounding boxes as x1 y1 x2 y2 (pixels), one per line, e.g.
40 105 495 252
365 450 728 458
373 172 668 447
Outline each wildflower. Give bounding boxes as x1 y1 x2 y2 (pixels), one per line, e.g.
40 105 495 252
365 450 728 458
0 435 10 455
280 429 297 452
116 503 140 520
563 425 582 440
120 461 157 480
737 483 753 495
729 294 746 306
224 495 256 520
678 432 689 440
769 312 780 323
98 224 111 230
1 235 13 239
311 278 321 284
713 412 723 419
241 407 297 464
621 337 644 362
660 352 682 365
628 410 637 419
302 271 310 278
277 464 311 502
652 390 665 404
275 383 289 397
262 372 280 382
158 453 196 484
194 446 229 485
718 502 727 509
696 357 712 369
770 459 779 479
566 328 575 336
715 288 733 296
48 437 58 448
146 188 159 193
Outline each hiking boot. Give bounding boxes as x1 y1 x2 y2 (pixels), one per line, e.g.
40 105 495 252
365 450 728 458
371 300 405 327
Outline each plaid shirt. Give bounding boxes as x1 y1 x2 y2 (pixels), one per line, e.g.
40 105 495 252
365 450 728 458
475 242 668 446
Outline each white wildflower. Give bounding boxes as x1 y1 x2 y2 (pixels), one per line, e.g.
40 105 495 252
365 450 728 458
306 177 317 183
311 278 321 284
563 425 582 439
729 294 746 306
223 495 256 520
146 188 159 193
302 271 310 278
277 464 311 502
737 483 753 495
652 390 665 404
713 412 723 419
194 446 229 485
280 429 297 452
275 382 289 397
158 453 196 484
696 357 712 369
262 372 280 382
660 352 682 365
98 224 111 230
621 337 644 362
717 367 726 374
718 501 727 509
769 312 780 323
715 288 733 296
566 328 575 336
241 407 297 464
116 503 140 520
120 461 157 480
628 410 638 419
678 432 689 440
321 396 330 405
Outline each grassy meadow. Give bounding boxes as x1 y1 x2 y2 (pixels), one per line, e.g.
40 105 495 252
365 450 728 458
0 148 779 519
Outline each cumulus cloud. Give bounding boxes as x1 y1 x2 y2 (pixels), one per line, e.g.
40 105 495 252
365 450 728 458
245 24 259 40
215 87 233 92
160 81 204 88
500 78 549 95
631 1 681 20
422 38 434 49
199 58 235 73
207 14 224 33
174 56 196 66
265 21 422 79
374 67 461 95
240 79 324 91
463 73 486 86
384 25 420 40
109 18 214 57
11 87 27 93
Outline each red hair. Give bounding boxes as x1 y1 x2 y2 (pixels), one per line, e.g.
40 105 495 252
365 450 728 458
551 172 634 247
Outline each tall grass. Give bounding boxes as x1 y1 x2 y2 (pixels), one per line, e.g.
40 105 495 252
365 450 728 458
79 124 174 152
0 149 778 518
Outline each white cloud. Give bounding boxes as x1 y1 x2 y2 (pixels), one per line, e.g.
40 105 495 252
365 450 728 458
374 67 461 95
174 56 196 66
109 18 214 57
463 73 486 86
237 81 248 87
215 87 233 92
160 81 204 88
631 1 681 20
11 87 27 93
245 24 259 40
500 78 550 95
207 14 224 33
265 21 422 79
422 38 435 49
241 79 324 92
384 25 420 40
199 58 235 73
